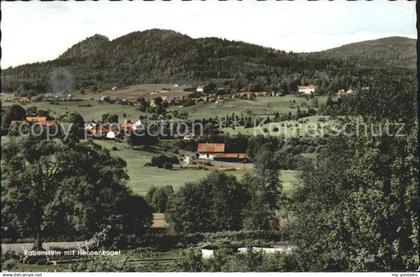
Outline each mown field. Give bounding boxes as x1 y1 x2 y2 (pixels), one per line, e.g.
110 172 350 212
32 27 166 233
169 95 329 119
2 90 328 123
2 86 307 196
221 115 333 137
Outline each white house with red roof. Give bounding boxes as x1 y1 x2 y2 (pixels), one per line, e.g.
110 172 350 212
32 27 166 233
298 84 316 96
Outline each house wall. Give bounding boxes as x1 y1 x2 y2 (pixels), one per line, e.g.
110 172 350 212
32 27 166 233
201 249 214 259
298 88 314 95
198 153 215 160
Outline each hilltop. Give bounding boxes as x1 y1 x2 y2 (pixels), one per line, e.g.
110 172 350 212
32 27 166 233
316 36 416 69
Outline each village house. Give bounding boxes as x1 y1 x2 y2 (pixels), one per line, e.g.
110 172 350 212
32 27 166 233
10 116 56 128
133 119 143 129
15 97 31 105
235 92 254 100
337 88 346 95
197 143 247 162
183 133 195 141
215 95 231 105
196 86 204 93
298 84 316 96
254 91 268 97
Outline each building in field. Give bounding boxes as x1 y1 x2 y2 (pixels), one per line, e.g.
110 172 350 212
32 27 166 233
298 84 316 96
197 143 247 162
337 88 346 95
196 86 204 93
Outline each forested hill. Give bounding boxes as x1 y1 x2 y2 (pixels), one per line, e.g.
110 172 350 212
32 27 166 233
314 36 416 70
1 29 415 95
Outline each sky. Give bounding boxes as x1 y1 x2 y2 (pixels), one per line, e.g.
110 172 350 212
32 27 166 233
1 1 416 68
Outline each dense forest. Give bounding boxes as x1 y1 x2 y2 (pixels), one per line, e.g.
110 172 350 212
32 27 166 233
2 29 415 95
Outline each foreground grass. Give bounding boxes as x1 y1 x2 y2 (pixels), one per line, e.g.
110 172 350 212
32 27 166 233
8 249 181 272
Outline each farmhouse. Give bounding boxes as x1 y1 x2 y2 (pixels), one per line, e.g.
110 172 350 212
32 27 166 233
235 92 254 100
254 91 268 97
197 143 247 162
197 143 225 160
10 116 56 128
25 116 55 126
298 84 316 96
15 97 31 105
133 120 143 129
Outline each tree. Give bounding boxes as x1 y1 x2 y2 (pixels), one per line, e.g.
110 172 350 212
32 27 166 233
291 76 418 271
1 104 26 129
169 172 249 233
127 126 159 147
147 185 174 213
1 135 153 249
175 248 204 272
243 145 281 231
67 112 85 140
292 128 418 271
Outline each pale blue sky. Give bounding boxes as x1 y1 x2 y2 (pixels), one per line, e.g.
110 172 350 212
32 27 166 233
1 1 416 68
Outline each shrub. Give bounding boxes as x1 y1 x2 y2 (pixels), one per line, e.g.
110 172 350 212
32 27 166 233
163 162 173 170
150 155 179 169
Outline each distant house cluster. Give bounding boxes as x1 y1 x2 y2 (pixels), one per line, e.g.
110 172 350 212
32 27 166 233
84 119 143 139
337 88 355 95
234 91 280 100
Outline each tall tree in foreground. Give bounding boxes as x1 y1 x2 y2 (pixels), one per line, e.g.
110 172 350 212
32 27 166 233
243 144 282 231
1 135 153 249
169 172 249 233
291 76 418 271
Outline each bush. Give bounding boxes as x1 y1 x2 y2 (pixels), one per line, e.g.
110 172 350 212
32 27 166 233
163 162 173 170
150 155 179 169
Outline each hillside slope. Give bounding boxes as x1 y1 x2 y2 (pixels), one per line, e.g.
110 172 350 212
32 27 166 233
316 36 416 69
1 30 415 95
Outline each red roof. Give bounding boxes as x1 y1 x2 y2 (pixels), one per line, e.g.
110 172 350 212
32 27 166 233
197 143 225 153
26 116 47 122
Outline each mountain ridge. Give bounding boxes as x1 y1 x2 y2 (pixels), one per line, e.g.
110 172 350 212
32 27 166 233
1 29 415 95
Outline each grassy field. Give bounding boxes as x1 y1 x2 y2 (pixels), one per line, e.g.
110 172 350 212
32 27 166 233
169 95 328 119
73 83 192 101
280 170 301 198
2 89 328 123
221 115 332 137
95 140 247 195
2 86 306 195
95 140 299 197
